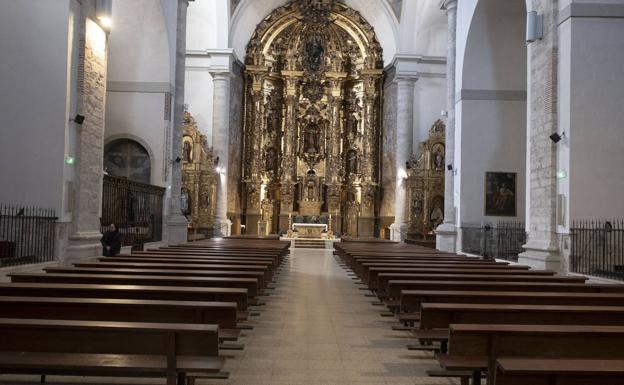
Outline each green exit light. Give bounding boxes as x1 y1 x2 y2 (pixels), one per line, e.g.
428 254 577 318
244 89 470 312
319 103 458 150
65 156 75 165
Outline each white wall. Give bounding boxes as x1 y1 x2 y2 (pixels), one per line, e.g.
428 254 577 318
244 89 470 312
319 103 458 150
559 14 624 221
456 0 527 226
105 0 172 187
414 77 447 146
0 0 72 213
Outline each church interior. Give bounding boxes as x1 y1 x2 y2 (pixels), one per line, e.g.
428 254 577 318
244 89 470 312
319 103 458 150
0 0 624 384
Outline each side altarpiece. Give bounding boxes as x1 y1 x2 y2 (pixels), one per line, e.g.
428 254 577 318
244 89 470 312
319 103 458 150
181 111 218 236
406 120 446 239
242 0 384 236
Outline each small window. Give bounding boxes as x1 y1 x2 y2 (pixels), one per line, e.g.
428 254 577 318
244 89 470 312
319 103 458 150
104 139 151 184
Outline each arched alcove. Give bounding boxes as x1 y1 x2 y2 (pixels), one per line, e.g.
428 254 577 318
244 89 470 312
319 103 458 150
456 0 527 228
104 139 152 184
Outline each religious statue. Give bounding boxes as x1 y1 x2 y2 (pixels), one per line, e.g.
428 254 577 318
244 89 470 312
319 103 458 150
307 180 315 200
304 34 325 73
180 188 191 216
430 198 444 229
304 126 318 153
346 150 358 175
183 141 192 163
265 147 277 172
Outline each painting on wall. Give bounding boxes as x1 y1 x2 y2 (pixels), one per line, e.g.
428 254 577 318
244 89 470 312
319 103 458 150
485 172 516 217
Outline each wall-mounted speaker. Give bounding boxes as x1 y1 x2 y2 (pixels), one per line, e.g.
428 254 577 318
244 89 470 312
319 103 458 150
526 11 544 43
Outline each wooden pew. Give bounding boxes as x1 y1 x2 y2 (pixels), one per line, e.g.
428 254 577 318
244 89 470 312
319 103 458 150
0 318 223 385
9 272 260 298
366 266 552 289
377 274 586 300
494 358 624 385
103 256 276 273
420 302 624 332
81 261 271 280
0 296 239 331
0 282 248 310
44 267 267 288
129 251 281 266
385 280 624 300
440 324 624 385
353 260 512 278
400 289 624 313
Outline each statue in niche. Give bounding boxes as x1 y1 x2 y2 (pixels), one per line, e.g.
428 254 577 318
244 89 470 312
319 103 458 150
430 196 444 229
412 197 423 219
183 140 192 163
265 147 278 172
200 189 211 211
304 34 325 73
180 188 191 216
304 125 319 153
431 144 445 171
307 180 315 200
346 150 358 175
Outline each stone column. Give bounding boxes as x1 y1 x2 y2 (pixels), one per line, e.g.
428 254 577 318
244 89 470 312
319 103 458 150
390 77 416 242
66 18 108 262
436 0 458 252
166 0 191 245
518 0 561 270
211 72 232 236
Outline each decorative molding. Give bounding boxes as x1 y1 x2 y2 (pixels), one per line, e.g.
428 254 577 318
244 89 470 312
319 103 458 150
457 89 527 103
559 2 624 25
106 81 174 94
385 54 447 81
186 48 241 72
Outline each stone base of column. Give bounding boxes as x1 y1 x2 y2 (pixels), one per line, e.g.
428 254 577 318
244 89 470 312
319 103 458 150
66 230 103 264
166 214 188 245
214 218 233 237
389 222 408 242
518 239 562 272
435 223 457 252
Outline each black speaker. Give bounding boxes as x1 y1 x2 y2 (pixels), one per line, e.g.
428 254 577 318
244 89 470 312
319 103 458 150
174 157 182 163
550 133 562 143
73 114 85 125
447 164 453 171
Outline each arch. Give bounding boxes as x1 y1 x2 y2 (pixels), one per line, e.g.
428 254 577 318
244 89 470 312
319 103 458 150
104 137 153 185
455 0 528 226
230 0 398 66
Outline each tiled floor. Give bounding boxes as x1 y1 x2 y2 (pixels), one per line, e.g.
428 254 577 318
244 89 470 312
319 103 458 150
0 248 457 385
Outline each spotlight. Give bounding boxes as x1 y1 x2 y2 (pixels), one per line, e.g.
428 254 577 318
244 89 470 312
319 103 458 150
96 0 113 29
550 133 563 143
214 156 220 166
174 157 182 163
447 164 453 171
71 114 85 125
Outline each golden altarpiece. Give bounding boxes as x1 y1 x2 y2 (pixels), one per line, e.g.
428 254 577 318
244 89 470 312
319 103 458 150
406 120 446 239
181 111 218 236
242 0 384 236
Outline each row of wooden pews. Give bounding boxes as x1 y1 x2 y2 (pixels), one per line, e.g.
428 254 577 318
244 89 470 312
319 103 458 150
0 237 289 385
334 240 624 385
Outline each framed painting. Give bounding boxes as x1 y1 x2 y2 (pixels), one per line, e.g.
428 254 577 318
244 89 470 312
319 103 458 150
485 172 516 217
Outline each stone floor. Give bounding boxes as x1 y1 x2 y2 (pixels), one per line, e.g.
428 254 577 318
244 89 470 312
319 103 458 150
0 248 457 385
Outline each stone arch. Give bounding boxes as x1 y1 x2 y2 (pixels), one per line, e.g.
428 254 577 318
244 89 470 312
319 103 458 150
456 0 528 227
104 136 153 185
231 0 398 66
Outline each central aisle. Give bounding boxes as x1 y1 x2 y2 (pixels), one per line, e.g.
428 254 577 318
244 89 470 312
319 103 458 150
206 248 456 385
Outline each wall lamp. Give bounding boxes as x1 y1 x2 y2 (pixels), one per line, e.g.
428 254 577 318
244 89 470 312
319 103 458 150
96 0 113 29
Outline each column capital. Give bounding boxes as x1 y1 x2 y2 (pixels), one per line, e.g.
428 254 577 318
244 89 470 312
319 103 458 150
439 0 458 12
210 72 233 81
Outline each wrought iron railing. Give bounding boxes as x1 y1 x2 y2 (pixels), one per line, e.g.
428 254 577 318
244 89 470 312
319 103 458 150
100 175 165 247
0 204 57 267
570 220 624 280
461 222 526 261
